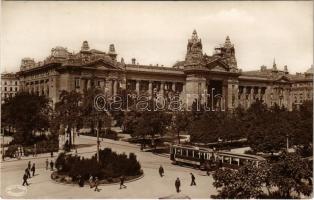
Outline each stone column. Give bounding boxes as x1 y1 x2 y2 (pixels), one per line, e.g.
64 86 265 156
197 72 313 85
135 80 140 95
242 86 247 108
113 80 118 96
250 87 254 106
227 81 233 110
234 84 239 108
265 86 272 107
87 79 91 89
172 82 176 91
106 80 112 96
257 87 261 100
287 89 293 111
160 81 164 96
148 81 153 98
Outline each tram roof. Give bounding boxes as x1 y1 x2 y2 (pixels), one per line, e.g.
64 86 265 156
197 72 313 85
218 151 266 161
172 144 213 152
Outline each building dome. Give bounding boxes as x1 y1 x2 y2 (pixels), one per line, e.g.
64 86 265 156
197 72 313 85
306 64 314 74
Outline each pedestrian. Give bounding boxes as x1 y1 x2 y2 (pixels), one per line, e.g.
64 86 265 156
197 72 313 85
78 175 84 187
45 159 49 170
119 175 127 189
175 177 181 193
50 151 53 158
89 175 94 188
25 167 31 178
159 165 164 177
22 172 29 186
190 173 196 186
31 163 36 176
50 160 54 171
28 161 31 171
94 177 100 192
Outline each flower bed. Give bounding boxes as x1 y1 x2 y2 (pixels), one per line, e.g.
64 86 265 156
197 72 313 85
51 171 143 185
51 148 143 185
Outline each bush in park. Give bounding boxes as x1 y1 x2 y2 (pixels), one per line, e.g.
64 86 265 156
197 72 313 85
55 148 142 182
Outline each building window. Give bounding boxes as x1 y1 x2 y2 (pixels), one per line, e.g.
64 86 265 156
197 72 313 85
10 87 12 91
15 81 18 85
4 81 7 85
97 80 101 87
74 78 80 88
4 87 7 91
15 87 18 91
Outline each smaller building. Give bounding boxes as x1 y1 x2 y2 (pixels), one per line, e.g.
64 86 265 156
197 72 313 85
1 72 20 104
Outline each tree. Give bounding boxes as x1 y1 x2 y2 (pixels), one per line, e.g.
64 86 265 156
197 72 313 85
1 92 51 145
133 111 171 149
212 163 265 198
171 111 191 144
212 152 313 199
54 90 82 147
269 152 313 198
81 87 111 135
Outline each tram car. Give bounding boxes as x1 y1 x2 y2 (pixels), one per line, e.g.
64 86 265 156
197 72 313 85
170 144 265 170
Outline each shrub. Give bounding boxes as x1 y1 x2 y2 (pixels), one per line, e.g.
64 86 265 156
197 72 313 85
55 148 142 181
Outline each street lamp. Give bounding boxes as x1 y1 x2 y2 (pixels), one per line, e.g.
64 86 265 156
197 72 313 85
1 128 4 161
286 133 289 152
211 88 215 111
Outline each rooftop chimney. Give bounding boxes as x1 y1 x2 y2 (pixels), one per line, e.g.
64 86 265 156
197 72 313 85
132 58 136 65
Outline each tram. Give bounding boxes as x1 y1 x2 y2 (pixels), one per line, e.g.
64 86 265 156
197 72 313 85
170 144 265 170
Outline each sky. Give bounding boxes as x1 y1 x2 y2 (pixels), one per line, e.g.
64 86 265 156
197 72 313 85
1 1 313 74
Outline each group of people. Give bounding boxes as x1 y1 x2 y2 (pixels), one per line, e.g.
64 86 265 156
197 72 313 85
86 175 127 192
22 161 36 186
158 165 197 193
45 158 55 171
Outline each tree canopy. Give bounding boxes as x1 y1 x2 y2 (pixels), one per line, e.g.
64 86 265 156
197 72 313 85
1 92 51 145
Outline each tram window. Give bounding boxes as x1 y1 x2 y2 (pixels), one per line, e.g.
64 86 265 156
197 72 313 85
188 150 193 157
199 152 204 160
239 159 245 166
176 148 181 155
182 149 187 156
231 158 239 165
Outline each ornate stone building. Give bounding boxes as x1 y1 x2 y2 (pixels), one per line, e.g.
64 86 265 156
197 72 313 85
17 30 313 110
1 72 20 104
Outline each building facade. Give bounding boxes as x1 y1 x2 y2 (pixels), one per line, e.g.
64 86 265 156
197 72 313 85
1 72 20 104
17 30 313 110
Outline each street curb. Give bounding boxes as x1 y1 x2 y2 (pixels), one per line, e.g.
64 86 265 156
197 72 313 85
50 173 145 187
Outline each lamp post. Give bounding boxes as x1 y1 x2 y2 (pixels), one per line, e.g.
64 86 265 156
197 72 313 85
286 133 289 152
2 128 4 161
211 88 215 111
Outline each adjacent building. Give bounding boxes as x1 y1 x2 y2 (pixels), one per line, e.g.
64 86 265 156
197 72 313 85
17 30 313 110
1 72 20 104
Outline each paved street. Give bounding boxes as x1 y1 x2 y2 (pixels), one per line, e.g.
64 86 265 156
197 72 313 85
1 136 218 198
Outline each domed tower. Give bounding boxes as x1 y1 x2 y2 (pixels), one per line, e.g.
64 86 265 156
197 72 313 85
185 30 203 67
108 44 117 61
81 41 90 52
184 30 207 109
214 36 237 69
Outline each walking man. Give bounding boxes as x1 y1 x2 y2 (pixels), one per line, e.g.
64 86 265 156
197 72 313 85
175 177 181 193
45 159 49 170
159 165 164 177
50 160 54 171
28 161 31 171
89 175 94 188
25 168 31 178
119 175 127 189
94 177 100 192
31 163 36 176
22 172 29 186
190 173 196 186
